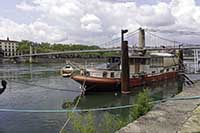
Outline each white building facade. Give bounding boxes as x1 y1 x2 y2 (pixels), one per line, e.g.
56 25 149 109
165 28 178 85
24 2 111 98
0 38 18 57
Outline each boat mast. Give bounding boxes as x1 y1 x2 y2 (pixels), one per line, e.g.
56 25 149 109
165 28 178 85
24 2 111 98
121 29 130 94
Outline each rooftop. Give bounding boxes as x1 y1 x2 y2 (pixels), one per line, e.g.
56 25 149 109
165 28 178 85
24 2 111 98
0 37 19 43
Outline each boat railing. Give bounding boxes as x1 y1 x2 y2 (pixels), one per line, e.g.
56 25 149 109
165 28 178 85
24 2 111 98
83 65 178 79
130 65 178 78
85 69 121 78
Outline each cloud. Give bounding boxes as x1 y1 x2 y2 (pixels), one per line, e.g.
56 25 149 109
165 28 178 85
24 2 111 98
16 1 35 11
80 14 102 32
0 18 67 42
170 0 200 30
136 2 175 27
1 0 200 45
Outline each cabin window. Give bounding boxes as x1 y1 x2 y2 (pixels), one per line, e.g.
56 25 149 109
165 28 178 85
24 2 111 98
160 69 164 73
150 57 163 67
110 72 114 78
145 59 150 65
114 58 120 63
166 68 169 72
65 66 70 68
131 58 146 65
152 71 156 74
172 67 175 71
141 59 146 65
109 57 120 63
86 71 90 76
103 71 107 78
135 58 141 64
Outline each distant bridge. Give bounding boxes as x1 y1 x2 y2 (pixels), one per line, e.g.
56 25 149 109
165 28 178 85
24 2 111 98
9 49 120 58
5 27 200 73
8 45 200 58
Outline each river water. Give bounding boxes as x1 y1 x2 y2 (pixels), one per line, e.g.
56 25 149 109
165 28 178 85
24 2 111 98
0 63 184 133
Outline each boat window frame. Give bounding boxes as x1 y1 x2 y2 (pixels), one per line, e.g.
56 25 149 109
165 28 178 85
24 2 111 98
103 71 108 78
150 56 164 68
110 72 115 78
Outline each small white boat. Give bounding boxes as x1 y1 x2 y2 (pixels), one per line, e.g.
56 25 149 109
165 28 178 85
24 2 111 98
60 64 74 77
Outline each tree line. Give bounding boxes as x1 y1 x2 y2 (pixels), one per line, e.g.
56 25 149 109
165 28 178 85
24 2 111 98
17 40 119 57
17 40 100 53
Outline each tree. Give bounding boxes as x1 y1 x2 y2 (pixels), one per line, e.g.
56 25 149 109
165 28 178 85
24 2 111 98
17 40 31 54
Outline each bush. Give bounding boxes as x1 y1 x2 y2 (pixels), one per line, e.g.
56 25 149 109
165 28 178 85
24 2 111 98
68 112 95 133
99 112 129 133
130 89 153 120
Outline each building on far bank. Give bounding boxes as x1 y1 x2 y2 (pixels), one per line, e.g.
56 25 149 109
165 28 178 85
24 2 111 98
0 37 19 57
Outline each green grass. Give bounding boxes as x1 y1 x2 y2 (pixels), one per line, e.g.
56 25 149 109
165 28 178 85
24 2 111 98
65 89 153 133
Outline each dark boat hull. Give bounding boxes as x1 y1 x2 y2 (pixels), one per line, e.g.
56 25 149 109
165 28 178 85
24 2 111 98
71 71 178 92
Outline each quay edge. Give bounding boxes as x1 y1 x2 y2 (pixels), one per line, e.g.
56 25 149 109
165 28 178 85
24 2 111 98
118 80 200 133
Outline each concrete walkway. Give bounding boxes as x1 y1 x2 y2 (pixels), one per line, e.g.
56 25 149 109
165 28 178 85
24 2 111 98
180 105 200 133
118 81 200 133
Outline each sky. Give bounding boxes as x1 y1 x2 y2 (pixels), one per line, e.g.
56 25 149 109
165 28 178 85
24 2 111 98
1 0 200 46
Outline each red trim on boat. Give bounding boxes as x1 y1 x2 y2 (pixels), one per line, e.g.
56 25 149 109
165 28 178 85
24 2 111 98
71 71 178 92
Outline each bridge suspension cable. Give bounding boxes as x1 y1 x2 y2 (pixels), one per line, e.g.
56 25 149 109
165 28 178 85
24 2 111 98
95 28 139 48
146 28 200 36
145 30 182 48
145 28 200 46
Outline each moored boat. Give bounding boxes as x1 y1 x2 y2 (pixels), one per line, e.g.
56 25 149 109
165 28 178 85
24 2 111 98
60 62 81 77
71 52 179 92
71 28 182 93
72 70 178 92
60 64 74 77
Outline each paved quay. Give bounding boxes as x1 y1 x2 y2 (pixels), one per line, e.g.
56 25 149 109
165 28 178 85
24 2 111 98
118 81 200 133
180 105 200 133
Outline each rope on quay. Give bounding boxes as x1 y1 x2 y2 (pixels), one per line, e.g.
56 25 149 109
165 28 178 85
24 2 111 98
1 95 200 113
152 95 200 104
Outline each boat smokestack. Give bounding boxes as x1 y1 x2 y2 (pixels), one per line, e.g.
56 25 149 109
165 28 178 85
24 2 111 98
121 29 130 94
139 27 145 49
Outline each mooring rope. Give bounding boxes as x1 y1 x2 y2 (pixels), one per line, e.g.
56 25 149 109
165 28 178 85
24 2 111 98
1 95 200 113
59 94 82 133
59 74 87 132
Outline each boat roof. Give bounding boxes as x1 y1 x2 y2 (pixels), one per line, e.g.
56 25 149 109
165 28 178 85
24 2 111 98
150 52 174 57
129 55 151 59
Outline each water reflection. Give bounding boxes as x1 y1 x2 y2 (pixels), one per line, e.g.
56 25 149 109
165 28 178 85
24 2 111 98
62 79 184 132
0 63 62 81
0 63 81 133
0 63 184 133
70 79 183 110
